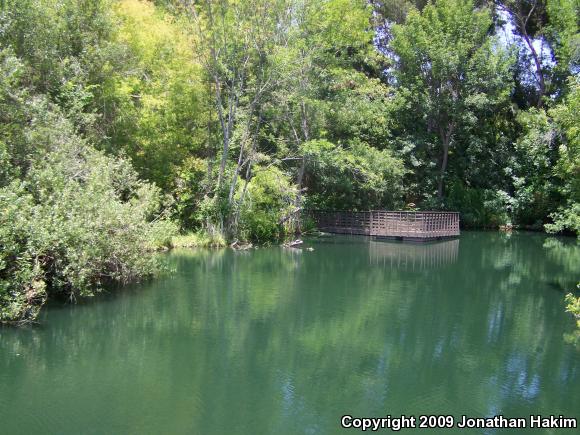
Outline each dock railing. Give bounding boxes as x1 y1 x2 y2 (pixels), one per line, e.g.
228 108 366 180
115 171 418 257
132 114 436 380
309 210 460 240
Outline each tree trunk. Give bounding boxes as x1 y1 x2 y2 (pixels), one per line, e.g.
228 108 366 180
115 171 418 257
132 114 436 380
296 101 309 191
437 124 454 200
498 1 546 107
228 113 251 205
292 100 310 232
522 31 546 107
216 89 239 191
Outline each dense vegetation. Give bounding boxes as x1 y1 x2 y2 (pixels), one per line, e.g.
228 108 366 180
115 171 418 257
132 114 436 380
0 0 578 322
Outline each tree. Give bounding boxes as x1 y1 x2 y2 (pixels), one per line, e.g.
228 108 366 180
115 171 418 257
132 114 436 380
300 139 405 210
100 0 208 191
494 1 549 106
266 0 387 210
391 0 513 199
0 1 177 324
545 0 580 92
0 98 176 324
0 0 115 131
178 0 291 234
546 77 580 235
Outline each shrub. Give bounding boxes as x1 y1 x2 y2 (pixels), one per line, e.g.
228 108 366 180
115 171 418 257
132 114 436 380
446 180 510 228
547 78 580 237
236 167 298 243
0 102 176 324
173 157 209 229
171 230 227 249
301 139 406 211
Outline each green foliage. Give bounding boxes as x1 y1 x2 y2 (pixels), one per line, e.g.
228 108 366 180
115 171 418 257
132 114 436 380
100 0 208 191
325 70 395 148
306 0 373 57
510 108 559 227
545 0 580 88
0 52 176 323
445 180 511 228
0 105 176 323
236 167 298 243
564 285 580 346
547 204 580 235
173 157 210 228
546 78 580 236
301 139 406 210
171 230 226 249
391 0 514 199
565 289 580 322
0 0 114 130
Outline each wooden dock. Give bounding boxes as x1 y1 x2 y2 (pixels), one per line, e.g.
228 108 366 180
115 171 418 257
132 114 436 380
309 210 460 241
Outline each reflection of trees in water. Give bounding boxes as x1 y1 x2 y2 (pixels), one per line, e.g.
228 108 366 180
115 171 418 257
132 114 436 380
0 233 579 434
542 238 580 290
368 239 459 270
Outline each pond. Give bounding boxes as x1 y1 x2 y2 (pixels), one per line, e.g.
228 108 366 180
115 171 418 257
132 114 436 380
1 232 579 434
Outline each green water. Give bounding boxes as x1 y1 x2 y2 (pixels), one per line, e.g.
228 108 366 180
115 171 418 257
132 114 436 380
1 232 579 434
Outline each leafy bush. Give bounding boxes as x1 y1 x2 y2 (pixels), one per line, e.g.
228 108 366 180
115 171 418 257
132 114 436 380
546 78 580 236
546 204 580 235
509 109 560 228
236 167 298 243
446 180 510 228
301 139 405 211
173 157 209 229
565 289 580 321
0 102 176 324
171 230 227 249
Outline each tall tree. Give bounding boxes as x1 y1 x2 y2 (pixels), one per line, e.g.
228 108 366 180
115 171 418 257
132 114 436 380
179 0 291 233
494 1 549 106
269 0 379 207
547 77 580 234
545 0 580 91
391 0 513 199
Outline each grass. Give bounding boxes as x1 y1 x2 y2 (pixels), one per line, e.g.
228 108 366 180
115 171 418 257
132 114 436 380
170 230 227 248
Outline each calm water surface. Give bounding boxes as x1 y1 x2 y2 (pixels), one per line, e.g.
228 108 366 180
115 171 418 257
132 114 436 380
1 232 579 434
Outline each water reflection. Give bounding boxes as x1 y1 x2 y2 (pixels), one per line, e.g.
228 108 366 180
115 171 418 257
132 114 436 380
0 232 579 435
369 239 459 270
